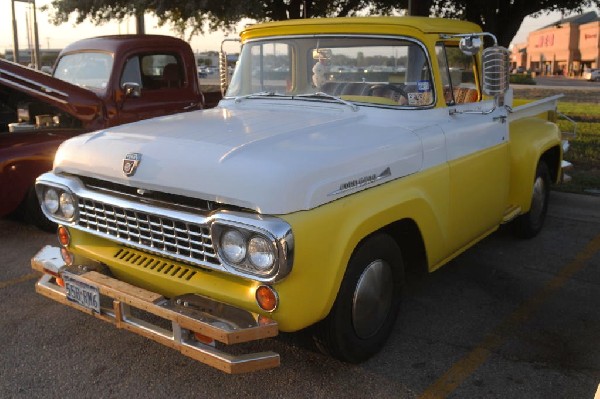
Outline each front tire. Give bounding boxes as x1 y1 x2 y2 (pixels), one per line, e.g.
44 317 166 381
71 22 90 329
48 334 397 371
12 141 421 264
24 186 56 232
513 161 550 238
312 233 404 363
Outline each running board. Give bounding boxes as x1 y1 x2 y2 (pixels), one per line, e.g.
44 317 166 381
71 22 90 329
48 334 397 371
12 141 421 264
502 205 522 223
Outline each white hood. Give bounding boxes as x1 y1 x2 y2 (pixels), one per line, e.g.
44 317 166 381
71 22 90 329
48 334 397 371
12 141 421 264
54 100 424 214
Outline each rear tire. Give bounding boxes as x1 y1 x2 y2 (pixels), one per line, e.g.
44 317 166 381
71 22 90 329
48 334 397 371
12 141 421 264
312 233 404 363
513 161 550 239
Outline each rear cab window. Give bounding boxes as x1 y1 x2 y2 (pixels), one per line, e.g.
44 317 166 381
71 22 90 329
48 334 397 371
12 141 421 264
121 54 185 90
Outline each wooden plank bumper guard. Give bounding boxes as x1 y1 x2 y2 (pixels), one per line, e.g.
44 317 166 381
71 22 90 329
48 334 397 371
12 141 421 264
31 246 280 374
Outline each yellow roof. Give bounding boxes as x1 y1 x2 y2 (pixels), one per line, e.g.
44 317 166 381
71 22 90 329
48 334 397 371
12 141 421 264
241 16 482 41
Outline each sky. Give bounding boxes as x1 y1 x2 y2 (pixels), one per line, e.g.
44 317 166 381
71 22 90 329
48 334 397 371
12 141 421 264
1 0 599 55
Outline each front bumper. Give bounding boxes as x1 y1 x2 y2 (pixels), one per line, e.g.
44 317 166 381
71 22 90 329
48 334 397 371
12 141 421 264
31 245 280 374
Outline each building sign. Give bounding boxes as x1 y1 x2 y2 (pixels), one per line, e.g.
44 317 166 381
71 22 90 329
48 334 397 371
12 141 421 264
535 34 554 48
584 33 598 40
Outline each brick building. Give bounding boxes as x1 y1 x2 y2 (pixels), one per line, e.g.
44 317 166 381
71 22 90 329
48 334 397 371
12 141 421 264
511 11 600 76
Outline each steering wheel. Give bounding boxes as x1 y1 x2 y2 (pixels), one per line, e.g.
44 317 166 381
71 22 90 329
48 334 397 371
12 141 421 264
367 84 407 103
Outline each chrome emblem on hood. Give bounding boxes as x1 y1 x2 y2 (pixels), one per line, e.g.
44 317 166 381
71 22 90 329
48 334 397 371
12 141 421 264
123 153 142 177
328 167 392 196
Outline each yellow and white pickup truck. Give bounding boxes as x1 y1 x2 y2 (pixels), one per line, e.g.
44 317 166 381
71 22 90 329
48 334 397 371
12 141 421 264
32 17 567 373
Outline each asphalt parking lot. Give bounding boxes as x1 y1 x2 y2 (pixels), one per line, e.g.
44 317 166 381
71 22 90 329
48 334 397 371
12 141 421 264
1 191 599 398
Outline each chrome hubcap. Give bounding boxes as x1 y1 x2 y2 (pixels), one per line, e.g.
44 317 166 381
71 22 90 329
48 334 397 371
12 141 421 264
352 259 394 339
530 176 546 224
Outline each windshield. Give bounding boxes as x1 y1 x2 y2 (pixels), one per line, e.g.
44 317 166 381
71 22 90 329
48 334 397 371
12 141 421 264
54 52 114 91
227 36 434 107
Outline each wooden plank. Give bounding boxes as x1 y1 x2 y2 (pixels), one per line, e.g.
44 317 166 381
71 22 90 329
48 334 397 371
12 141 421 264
84 271 163 303
180 345 280 374
35 281 114 325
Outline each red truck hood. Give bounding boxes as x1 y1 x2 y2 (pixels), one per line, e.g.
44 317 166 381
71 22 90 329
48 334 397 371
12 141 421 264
0 59 103 128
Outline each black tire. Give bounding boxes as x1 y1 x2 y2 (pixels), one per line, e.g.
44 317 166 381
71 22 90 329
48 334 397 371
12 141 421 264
312 233 404 363
513 161 550 239
24 186 56 232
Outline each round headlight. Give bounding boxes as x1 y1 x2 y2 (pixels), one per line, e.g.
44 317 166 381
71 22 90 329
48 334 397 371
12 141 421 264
43 188 60 214
220 229 246 264
59 192 76 219
248 236 275 272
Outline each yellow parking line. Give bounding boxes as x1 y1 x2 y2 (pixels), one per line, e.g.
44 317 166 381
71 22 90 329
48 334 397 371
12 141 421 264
419 233 600 399
0 272 40 290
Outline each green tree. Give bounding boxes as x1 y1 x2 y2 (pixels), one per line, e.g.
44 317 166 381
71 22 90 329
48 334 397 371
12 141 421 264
44 0 599 47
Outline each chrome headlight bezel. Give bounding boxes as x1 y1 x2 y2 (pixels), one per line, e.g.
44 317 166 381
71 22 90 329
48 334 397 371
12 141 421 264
211 214 293 282
35 181 78 223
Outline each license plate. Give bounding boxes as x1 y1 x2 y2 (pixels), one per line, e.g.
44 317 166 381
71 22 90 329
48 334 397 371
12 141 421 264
63 273 100 313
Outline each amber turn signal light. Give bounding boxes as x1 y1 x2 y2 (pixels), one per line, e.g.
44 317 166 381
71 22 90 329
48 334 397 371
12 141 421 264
255 285 278 312
60 247 74 266
57 225 70 247
193 332 215 346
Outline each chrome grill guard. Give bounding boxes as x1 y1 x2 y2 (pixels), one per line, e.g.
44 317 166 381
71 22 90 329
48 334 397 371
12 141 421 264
78 197 219 265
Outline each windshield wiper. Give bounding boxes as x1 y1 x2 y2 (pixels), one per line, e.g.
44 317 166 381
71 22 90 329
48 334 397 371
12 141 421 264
233 91 289 103
293 92 358 112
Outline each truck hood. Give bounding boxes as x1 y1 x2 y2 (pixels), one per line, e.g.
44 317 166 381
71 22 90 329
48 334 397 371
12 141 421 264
0 59 103 127
54 100 424 214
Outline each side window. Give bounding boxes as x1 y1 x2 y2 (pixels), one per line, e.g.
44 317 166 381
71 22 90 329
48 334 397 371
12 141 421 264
436 43 479 105
131 54 184 90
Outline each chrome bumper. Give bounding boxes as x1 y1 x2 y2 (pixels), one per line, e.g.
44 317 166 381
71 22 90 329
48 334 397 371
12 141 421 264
31 246 280 374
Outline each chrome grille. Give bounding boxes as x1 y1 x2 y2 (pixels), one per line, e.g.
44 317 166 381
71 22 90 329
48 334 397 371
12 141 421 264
77 197 218 265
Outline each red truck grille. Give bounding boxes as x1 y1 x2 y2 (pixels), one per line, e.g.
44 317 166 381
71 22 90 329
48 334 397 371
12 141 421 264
77 197 219 266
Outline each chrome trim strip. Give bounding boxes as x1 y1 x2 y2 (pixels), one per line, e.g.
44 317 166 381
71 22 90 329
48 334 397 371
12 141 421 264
0 67 70 98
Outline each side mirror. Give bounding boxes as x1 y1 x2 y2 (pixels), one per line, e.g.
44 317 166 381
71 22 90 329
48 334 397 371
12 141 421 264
482 46 510 97
459 36 482 56
122 82 141 98
219 51 229 96
219 38 241 96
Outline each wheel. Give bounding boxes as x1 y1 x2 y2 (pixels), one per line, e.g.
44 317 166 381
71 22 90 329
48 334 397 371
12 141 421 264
24 186 56 232
312 233 404 363
513 161 550 238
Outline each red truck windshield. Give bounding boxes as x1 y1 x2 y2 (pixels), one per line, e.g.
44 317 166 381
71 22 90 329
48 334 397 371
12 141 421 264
54 52 114 91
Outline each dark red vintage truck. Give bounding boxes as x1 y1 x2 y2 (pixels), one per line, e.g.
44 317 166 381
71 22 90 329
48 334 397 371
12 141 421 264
0 34 221 229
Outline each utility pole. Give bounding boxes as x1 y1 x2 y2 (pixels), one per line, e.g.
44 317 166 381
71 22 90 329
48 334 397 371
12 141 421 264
32 0 41 69
11 0 41 68
11 0 19 63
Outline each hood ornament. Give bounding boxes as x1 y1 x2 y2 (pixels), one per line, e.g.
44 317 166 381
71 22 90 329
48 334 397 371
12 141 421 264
123 153 142 177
